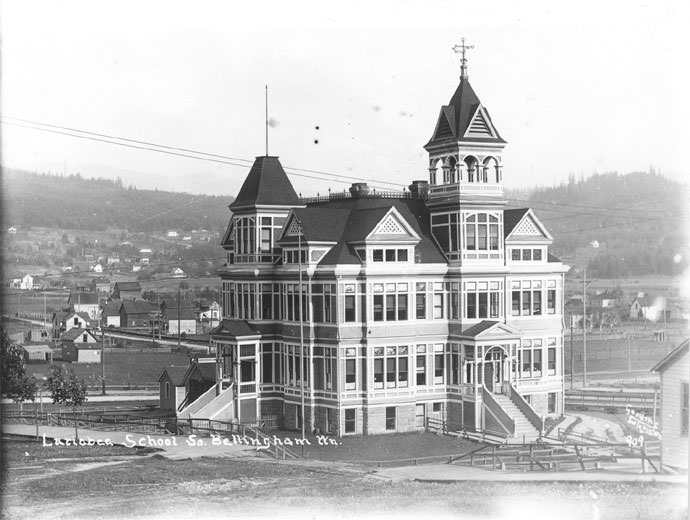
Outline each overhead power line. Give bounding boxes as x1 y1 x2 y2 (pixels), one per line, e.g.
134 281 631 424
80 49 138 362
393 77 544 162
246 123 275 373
1 117 404 189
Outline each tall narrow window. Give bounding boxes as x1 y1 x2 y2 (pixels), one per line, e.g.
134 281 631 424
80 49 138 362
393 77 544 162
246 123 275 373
385 407 396 431
547 289 556 314
434 353 444 383
345 359 356 390
374 357 384 389
344 409 356 433
416 283 426 319
345 294 356 322
386 358 396 387
682 382 689 436
416 355 426 386
373 294 384 321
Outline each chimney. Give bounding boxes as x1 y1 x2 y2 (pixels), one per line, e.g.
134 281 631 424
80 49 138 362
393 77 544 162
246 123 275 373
349 183 370 199
408 180 429 198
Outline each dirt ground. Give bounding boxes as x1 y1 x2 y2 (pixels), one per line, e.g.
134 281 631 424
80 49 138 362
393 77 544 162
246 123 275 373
2 439 687 520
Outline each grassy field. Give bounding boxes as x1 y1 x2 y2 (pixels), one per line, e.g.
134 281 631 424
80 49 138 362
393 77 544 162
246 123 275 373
563 331 683 376
2 438 686 520
23 351 192 387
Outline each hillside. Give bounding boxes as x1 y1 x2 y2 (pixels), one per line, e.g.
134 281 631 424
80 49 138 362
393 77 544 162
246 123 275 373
519 172 688 277
2 169 233 233
3 168 687 278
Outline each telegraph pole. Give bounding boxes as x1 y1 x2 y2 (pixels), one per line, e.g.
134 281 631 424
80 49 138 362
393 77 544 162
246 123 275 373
583 267 588 387
177 286 181 348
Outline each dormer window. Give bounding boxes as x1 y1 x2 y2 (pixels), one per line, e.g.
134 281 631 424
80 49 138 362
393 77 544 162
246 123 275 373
372 248 410 263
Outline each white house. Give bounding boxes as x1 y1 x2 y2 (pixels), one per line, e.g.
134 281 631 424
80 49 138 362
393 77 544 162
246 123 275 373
20 274 34 290
651 339 689 470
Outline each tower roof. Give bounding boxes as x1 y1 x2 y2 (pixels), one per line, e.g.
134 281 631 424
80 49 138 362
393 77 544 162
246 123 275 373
229 156 300 211
425 77 506 148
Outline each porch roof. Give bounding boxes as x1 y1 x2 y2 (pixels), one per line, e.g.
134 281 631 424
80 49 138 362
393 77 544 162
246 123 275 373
458 320 522 340
210 319 260 339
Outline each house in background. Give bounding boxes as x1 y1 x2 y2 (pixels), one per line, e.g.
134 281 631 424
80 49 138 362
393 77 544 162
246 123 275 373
8 226 17 234
172 267 186 278
198 301 221 323
93 278 111 294
166 307 197 335
12 274 34 290
119 300 156 329
61 328 100 363
68 292 101 320
111 281 142 301
52 311 91 339
651 339 689 470
101 300 122 328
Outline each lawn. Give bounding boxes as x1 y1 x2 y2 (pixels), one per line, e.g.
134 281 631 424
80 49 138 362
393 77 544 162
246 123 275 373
2 443 687 520
294 430 481 463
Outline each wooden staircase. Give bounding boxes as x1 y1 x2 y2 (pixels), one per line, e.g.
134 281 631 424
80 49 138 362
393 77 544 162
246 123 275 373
492 393 541 443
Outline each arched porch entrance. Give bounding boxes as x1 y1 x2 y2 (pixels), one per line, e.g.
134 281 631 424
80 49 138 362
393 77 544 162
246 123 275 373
483 346 508 394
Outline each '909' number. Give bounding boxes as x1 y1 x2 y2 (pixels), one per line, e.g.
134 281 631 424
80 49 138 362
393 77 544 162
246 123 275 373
626 435 644 448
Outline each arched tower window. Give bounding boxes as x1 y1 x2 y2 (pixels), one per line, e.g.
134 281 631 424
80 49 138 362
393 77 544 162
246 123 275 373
429 158 443 185
464 156 478 183
483 157 499 183
448 156 458 183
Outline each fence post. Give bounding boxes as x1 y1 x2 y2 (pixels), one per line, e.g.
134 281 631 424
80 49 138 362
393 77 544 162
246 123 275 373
641 443 646 474
492 445 496 470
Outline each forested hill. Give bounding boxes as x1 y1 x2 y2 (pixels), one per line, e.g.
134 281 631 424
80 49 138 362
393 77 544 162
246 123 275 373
3 169 233 232
517 172 688 277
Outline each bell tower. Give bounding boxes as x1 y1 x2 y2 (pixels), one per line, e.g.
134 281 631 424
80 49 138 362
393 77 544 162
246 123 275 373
424 39 507 207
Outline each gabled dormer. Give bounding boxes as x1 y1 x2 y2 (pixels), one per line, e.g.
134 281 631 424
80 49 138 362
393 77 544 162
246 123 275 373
504 208 553 264
222 156 304 264
424 50 507 206
352 207 421 265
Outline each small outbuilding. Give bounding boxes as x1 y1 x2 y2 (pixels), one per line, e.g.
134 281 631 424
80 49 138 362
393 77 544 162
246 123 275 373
158 366 189 413
651 339 689 470
22 344 53 363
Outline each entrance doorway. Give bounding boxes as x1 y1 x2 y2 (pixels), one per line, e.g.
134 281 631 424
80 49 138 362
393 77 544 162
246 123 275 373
483 347 505 393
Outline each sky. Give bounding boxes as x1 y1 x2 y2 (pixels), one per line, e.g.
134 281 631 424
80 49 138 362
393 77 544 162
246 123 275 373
2 0 689 197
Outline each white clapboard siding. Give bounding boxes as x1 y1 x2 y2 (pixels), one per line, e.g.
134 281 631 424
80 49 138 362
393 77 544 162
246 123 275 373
660 349 689 469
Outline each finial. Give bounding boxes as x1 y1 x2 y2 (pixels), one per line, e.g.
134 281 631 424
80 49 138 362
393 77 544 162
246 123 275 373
452 38 474 79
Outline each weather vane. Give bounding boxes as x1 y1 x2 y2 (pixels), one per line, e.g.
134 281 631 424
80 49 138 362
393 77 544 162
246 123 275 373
452 38 474 79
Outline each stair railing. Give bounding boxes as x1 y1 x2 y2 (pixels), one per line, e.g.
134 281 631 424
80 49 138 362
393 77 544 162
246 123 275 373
507 383 544 435
482 386 515 436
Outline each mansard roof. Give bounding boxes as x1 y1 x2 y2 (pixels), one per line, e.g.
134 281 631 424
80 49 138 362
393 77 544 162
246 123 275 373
281 197 446 265
425 77 506 148
229 156 301 211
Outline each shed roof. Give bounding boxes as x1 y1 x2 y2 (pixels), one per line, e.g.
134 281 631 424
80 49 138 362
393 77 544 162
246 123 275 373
651 339 689 373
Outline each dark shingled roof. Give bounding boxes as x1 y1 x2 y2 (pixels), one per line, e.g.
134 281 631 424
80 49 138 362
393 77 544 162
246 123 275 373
102 301 122 316
503 208 530 238
286 197 446 266
114 281 141 291
425 77 506 147
459 320 501 338
159 366 188 386
61 328 96 342
229 156 300 210
68 292 99 305
210 319 260 338
651 339 688 373
120 300 157 315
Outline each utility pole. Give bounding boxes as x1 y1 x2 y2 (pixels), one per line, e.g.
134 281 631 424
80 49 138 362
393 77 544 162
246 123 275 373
101 329 106 395
177 286 181 348
569 315 574 389
583 267 588 388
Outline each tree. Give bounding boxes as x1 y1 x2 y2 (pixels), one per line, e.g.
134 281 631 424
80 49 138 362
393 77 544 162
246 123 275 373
47 365 88 440
1 327 37 412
